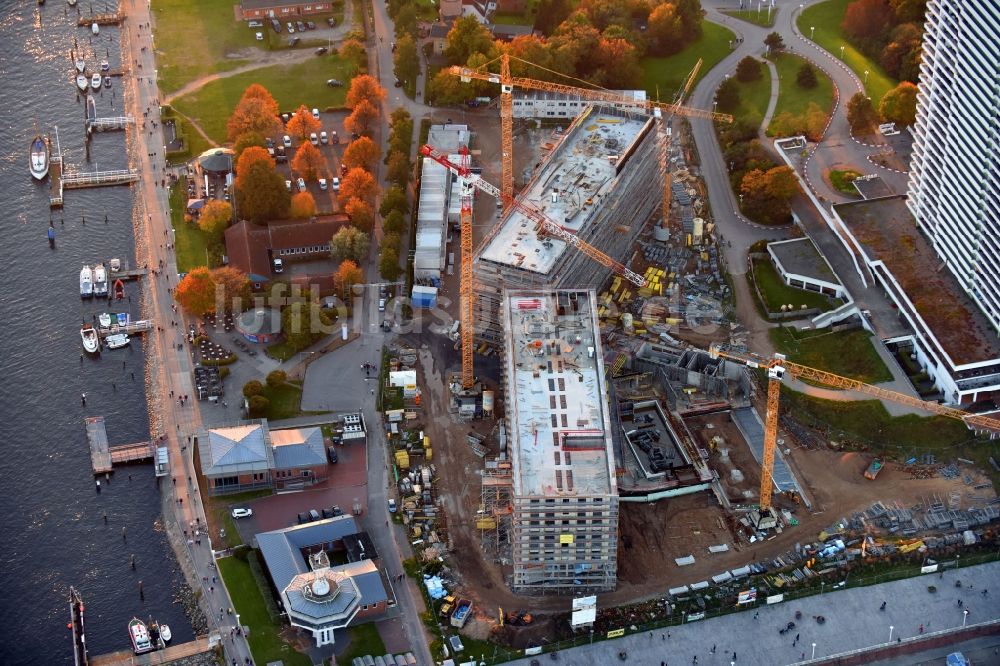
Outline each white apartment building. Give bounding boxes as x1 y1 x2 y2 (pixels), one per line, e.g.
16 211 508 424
906 0 1000 335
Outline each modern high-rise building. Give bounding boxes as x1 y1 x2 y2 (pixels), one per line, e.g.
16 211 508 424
906 0 1000 334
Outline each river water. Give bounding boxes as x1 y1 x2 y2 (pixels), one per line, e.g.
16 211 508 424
0 4 192 663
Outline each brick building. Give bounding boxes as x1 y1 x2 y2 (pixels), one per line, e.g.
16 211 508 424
239 0 333 20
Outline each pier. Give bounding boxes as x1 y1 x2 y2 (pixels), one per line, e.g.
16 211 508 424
97 319 154 338
88 635 217 666
84 416 164 475
88 116 135 134
70 587 89 666
77 12 125 27
63 169 139 188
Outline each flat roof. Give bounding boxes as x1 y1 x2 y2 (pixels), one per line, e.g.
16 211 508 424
767 238 840 284
853 175 894 199
502 290 616 498
835 196 1000 364
478 106 653 275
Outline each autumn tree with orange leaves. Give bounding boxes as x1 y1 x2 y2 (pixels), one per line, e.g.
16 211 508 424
235 146 289 223
345 99 379 136
286 104 322 141
227 84 281 142
291 142 326 181
342 136 380 172
290 191 317 219
175 267 216 315
339 167 379 204
343 197 374 232
346 75 386 109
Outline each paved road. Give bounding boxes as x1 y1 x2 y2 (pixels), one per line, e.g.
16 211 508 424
503 561 1000 666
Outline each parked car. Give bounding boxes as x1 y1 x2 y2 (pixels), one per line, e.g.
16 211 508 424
378 297 386 312
320 130 328 144
311 108 320 121
387 498 397 513
315 46 327 56
255 31 263 41
330 131 340 144
286 22 295 33
282 134 292 148
326 16 337 27
231 508 253 519
326 78 343 87
297 511 311 524
394 78 402 88
327 446 338 463
297 177 307 192
306 21 316 29
247 19 263 28
275 145 287 162
310 132 319 146
309 508 321 521
296 21 306 32
285 179 292 192
271 18 281 32
287 36 300 46
332 176 341 191
319 178 328 190
340 163 348 176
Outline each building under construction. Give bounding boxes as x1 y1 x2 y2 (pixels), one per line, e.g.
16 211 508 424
500 289 619 594
473 104 661 346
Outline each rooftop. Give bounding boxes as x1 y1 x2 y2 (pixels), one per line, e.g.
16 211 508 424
270 427 326 469
835 196 1000 364
502 290 616 498
200 422 273 476
478 106 654 275
767 237 840 285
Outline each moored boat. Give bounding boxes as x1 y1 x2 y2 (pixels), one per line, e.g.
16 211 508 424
86 96 96 121
104 75 112 89
129 617 152 654
159 624 171 643
105 333 130 349
100 60 109 72
91 22 99 35
98 312 112 328
116 312 129 327
93 263 108 298
74 58 85 73
113 279 125 300
30 134 49 180
90 73 101 90
80 324 100 354
76 73 88 92
80 265 93 299
68 0 77 6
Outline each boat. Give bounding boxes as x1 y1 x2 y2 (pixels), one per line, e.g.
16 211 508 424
48 226 56 247
129 617 153 654
100 60 109 72
105 333 130 349
116 312 129 327
159 625 171 644
30 134 49 180
68 0 77 6
90 73 102 90
103 75 112 89
113 279 125 300
80 324 100 354
80 265 93 299
93 263 108 298
74 58 85 73
98 312 112 328
91 22 99 36
76 73 88 92
86 96 96 122
109 258 121 272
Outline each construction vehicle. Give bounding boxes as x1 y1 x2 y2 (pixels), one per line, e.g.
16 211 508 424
450 598 473 628
439 595 456 619
708 344 1000 530
864 459 883 480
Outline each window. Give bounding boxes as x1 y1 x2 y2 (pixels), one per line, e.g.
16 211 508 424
301 470 312 477
362 604 368 610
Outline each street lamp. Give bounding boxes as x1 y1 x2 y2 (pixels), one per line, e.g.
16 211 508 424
864 70 869 84
963 609 969 627
840 45 845 59
713 100 718 114
888 625 894 642
810 26 815 40
811 642 817 659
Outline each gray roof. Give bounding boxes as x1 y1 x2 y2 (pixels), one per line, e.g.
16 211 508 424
340 560 388 605
198 148 235 174
285 575 359 619
429 23 451 39
200 423 273 476
256 516 361 591
271 427 326 469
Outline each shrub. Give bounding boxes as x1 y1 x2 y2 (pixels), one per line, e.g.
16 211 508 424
736 56 762 83
266 369 287 388
242 380 264 398
248 394 270 417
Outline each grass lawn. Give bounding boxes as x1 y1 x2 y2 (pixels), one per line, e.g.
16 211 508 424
829 168 862 194
335 624 387 664
641 21 736 101
769 326 893 384
798 0 897 103
751 258 837 313
205 489 272 549
152 0 260 94
169 178 215 272
767 52 835 130
260 380 305 420
218 556 311 666
732 64 773 128
721 8 777 27
170 56 356 144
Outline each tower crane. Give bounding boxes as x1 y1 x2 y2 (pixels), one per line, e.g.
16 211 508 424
708 344 1000 529
452 54 733 212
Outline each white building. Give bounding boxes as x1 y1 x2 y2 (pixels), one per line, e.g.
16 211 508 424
513 90 647 119
906 0 1000 335
413 124 470 285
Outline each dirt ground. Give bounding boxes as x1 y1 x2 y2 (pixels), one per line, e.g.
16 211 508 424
687 412 763 504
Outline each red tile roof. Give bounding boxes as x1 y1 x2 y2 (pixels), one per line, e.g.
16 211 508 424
225 216 350 280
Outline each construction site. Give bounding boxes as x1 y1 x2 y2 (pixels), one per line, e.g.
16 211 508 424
381 54 1000 652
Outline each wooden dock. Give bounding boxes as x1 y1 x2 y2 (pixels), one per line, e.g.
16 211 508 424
50 157 64 207
77 12 125 27
63 169 139 189
88 636 215 666
87 116 134 133
97 319 153 338
69 587 89 666
84 416 157 475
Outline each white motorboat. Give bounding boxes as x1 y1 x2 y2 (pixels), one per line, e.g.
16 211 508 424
76 73 89 92
90 73 102 90
159 625 171 644
129 618 152 654
91 22 99 36
100 60 109 72
30 134 49 180
68 0 78 6
80 324 100 354
93 263 108 298
109 258 121 272
98 312 112 328
80 265 93 299
74 58 85 73
105 333 130 349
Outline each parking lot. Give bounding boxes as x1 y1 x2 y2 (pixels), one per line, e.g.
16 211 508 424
229 432 369 541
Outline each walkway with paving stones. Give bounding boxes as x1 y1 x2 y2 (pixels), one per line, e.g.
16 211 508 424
503 562 1000 666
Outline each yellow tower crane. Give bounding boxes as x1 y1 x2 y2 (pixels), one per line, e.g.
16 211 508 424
708 344 1000 529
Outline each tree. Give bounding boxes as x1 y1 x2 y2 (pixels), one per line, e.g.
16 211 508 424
211 266 250 311
290 191 317 219
736 56 762 82
763 166 799 201
333 259 364 293
286 104 321 141
393 3 417 40
266 369 287 388
379 246 402 280
343 136 380 172
291 142 326 181
242 380 264 398
340 168 379 203
236 154 290 223
345 99 380 135
675 0 705 39
847 92 879 135
444 15 496 66
880 22 922 80
282 301 331 351
379 186 410 217
879 81 918 125
233 131 265 159
382 209 407 235
248 395 270 418
764 32 785 53
716 78 741 114
339 39 366 70
889 0 927 23
346 75 387 110
344 197 374 232
174 267 216 315
388 107 413 156
841 0 894 46
534 0 573 36
428 70 469 106
330 226 371 262
394 35 419 88
387 151 411 188
647 3 684 56
227 84 281 142
591 37 642 89
803 102 829 141
198 200 233 239
796 63 818 89
382 231 401 253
